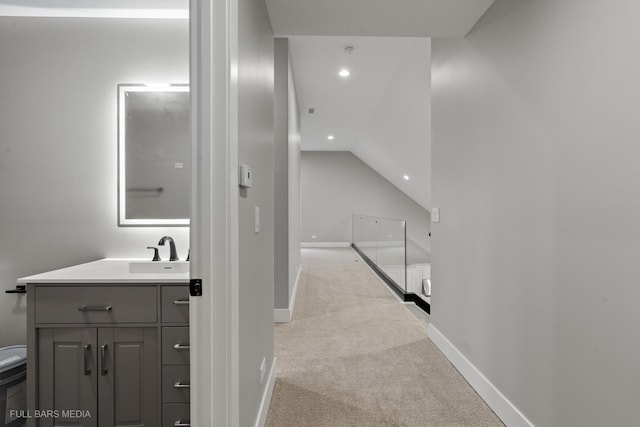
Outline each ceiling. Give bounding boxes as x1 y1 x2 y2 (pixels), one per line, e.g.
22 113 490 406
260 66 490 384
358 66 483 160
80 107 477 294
0 0 187 18
0 0 495 212
289 36 432 209
266 0 494 37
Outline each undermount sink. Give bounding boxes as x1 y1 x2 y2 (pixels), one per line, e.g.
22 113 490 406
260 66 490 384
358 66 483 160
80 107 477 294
128 261 189 274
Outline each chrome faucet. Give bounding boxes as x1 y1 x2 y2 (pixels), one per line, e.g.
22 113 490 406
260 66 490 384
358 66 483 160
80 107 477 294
158 236 179 261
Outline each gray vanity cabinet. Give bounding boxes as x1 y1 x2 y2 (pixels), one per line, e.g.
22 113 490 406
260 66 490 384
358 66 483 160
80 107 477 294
97 328 158 427
27 283 189 427
37 328 157 427
159 286 190 427
37 328 98 427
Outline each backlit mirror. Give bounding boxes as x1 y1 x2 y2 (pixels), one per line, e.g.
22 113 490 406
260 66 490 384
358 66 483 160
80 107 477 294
118 84 190 226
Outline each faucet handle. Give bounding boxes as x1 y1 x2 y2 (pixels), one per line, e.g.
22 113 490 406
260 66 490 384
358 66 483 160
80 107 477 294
146 246 161 261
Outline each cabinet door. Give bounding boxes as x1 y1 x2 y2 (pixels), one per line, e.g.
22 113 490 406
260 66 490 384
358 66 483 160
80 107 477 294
38 328 98 427
98 328 158 427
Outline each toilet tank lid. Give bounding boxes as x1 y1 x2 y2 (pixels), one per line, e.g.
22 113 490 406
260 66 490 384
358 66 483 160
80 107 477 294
0 345 26 374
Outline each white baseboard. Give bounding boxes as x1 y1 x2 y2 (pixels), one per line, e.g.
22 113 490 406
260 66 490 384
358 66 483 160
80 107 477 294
301 241 350 248
274 265 301 323
356 240 405 248
254 357 277 427
273 308 291 323
289 265 301 317
428 325 534 427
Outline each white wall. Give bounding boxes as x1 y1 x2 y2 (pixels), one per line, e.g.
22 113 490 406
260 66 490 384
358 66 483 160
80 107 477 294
0 17 189 347
301 151 430 261
431 1 640 425
274 38 301 311
236 0 275 424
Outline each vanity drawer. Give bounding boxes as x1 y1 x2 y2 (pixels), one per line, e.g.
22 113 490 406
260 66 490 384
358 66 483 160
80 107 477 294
162 365 190 403
162 327 190 365
35 286 157 324
162 403 190 427
161 286 190 323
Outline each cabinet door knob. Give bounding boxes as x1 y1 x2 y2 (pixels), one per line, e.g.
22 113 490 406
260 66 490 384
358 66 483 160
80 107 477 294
83 344 91 375
78 305 112 312
174 421 190 427
173 381 191 389
172 299 190 305
173 343 190 350
100 344 108 375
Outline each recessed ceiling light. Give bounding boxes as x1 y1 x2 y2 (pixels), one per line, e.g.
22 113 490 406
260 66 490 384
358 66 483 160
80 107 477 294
403 175 410 181
327 135 335 141
339 69 350 78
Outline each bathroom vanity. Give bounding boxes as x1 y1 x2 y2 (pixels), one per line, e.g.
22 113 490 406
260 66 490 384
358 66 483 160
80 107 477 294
18 259 190 427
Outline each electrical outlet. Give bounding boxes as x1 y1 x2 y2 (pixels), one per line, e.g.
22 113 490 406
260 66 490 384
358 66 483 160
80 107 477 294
259 357 266 384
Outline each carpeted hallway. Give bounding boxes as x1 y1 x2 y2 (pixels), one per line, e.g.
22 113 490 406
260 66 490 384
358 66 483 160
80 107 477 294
265 247 504 427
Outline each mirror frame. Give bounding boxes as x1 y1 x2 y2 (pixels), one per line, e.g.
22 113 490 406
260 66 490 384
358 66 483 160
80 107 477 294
117 83 190 227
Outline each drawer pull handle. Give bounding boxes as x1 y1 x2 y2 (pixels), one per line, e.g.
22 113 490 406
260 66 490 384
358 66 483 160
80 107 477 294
101 344 108 375
78 305 112 312
83 344 91 375
174 381 191 389
174 421 190 427
173 344 190 350
173 299 190 305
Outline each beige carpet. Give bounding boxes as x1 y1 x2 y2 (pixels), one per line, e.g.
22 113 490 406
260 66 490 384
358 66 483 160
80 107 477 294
265 248 504 427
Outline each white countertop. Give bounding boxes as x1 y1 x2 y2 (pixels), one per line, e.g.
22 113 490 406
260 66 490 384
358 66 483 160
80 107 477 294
17 258 190 284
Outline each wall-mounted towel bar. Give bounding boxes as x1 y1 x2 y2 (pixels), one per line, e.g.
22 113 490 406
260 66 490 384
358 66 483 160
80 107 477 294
5 285 26 294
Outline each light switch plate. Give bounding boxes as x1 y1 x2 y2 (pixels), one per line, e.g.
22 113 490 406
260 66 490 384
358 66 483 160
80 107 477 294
432 207 440 223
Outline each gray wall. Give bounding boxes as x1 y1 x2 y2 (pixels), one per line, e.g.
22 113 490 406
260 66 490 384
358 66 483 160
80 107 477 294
274 38 301 310
0 18 189 348
301 151 430 260
431 1 640 425
237 0 275 424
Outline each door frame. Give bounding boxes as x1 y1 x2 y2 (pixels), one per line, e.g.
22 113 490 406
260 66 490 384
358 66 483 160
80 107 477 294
189 0 240 425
